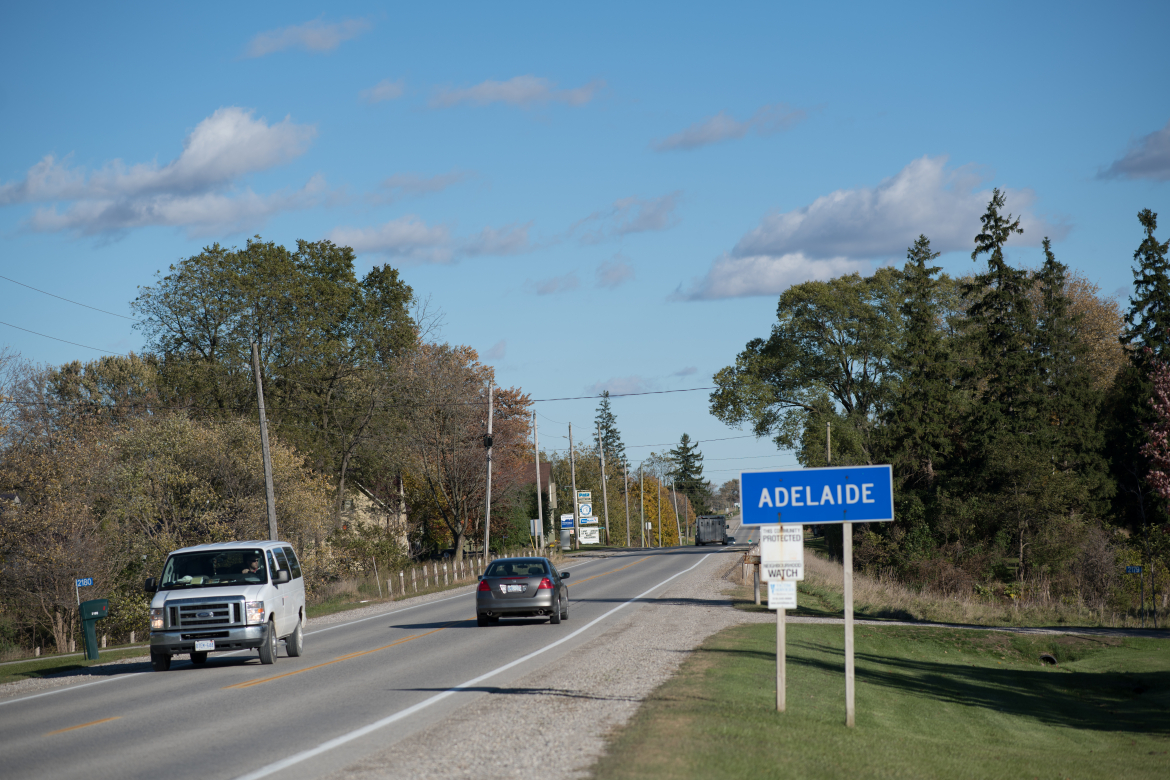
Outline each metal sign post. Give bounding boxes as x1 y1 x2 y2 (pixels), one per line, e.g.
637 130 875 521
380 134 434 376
742 465 893 727
763 526 802 713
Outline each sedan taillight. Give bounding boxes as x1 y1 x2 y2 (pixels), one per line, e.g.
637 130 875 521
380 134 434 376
478 579 491 591
538 578 554 590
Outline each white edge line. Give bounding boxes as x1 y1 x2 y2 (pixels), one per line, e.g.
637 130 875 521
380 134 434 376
233 553 713 780
0 672 149 707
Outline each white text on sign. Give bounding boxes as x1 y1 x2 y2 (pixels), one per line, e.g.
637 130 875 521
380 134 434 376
758 484 874 508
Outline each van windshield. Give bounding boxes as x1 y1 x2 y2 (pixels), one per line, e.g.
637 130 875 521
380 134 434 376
159 550 268 590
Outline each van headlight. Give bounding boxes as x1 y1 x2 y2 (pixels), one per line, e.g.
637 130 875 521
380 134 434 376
150 608 164 630
245 601 265 625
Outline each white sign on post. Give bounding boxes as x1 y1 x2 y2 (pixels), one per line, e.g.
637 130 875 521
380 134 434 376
768 581 797 610
579 527 600 544
760 525 804 581
578 503 593 516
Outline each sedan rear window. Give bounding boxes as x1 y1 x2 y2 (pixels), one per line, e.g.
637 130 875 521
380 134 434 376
485 559 547 577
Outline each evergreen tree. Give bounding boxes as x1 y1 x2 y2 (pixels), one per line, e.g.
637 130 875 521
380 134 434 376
667 433 710 513
1107 210 1170 533
883 235 955 490
593 391 628 469
1122 209 1170 366
1033 238 1111 509
963 189 1038 452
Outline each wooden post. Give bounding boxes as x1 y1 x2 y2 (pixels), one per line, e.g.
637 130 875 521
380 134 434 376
777 607 786 711
251 341 278 541
373 558 382 598
484 381 494 556
844 523 855 728
754 563 761 605
624 464 631 547
639 466 645 548
598 423 611 544
569 423 579 550
399 571 405 596
534 413 544 550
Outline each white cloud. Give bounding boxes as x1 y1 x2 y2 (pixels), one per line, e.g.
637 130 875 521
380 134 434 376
672 366 698 377
329 217 534 263
1100 119 1170 181
328 216 454 264
585 375 654 395
429 75 603 108
369 171 472 204
596 255 635 289
245 18 371 57
1 108 315 206
484 340 506 360
0 108 320 236
675 253 867 301
652 104 806 152
572 192 681 244
526 271 580 295
463 223 532 256
360 78 406 104
732 155 1067 261
30 175 327 238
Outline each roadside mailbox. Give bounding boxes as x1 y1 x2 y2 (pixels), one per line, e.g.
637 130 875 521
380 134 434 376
79 598 109 661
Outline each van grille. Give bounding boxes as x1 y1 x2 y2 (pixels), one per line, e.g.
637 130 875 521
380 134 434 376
167 600 245 630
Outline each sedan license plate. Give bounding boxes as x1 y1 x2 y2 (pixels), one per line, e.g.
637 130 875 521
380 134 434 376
504 584 527 593
194 639 215 652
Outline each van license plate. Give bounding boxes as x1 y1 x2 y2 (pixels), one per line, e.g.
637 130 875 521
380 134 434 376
195 640 215 651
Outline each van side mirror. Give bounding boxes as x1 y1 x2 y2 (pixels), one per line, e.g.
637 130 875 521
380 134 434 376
144 577 157 593
274 570 291 584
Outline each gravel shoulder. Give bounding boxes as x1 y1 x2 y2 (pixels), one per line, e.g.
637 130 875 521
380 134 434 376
324 553 765 780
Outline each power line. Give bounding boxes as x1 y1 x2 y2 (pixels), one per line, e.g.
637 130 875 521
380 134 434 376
0 274 141 321
0 320 132 357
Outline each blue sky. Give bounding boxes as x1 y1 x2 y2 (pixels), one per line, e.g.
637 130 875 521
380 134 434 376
2 1 1168 481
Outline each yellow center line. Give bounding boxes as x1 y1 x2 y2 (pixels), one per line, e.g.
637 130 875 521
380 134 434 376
571 556 650 585
223 622 458 690
45 716 121 736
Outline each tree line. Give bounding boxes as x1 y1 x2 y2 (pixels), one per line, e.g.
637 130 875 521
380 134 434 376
712 195 1169 620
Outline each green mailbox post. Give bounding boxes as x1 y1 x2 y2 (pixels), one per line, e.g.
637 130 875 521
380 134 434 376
79 598 109 661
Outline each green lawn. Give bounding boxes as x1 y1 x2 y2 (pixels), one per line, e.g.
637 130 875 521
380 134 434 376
0 646 151 687
592 622 1170 779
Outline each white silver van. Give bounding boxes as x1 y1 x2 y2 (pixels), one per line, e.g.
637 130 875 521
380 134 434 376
145 540 306 671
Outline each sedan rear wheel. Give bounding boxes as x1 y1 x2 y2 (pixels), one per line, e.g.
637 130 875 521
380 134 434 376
477 613 490 627
560 597 568 621
550 596 562 624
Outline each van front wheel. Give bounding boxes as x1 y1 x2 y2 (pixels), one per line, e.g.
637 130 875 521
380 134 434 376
151 651 171 672
258 621 278 665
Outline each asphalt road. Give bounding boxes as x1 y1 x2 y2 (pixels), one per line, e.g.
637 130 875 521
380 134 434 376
0 530 745 780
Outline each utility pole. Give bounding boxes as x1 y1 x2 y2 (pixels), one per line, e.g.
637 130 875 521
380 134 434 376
251 341 278 541
639 465 645 548
533 412 543 551
569 422 579 551
484 381 494 557
624 464 631 548
657 471 663 548
598 424 610 546
671 478 681 546
827 421 831 465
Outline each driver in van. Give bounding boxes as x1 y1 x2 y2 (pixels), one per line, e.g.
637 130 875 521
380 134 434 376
241 555 262 575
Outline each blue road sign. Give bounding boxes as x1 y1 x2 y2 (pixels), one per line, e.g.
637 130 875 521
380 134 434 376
76 577 93 587
741 465 894 525
1126 565 1143 574
560 514 575 529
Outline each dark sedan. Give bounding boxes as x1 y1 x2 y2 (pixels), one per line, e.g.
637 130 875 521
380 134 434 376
476 557 570 626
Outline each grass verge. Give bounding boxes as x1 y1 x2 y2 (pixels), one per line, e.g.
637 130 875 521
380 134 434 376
0 646 151 687
591 621 1169 780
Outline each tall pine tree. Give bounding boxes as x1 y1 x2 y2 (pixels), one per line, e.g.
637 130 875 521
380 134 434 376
883 235 955 490
963 189 1038 452
594 391 628 469
1034 238 1111 501
1107 209 1170 533
667 433 710 513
